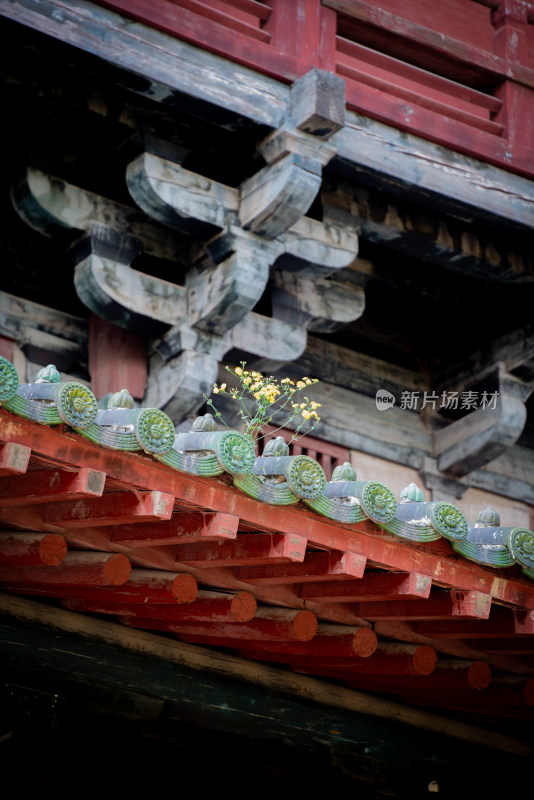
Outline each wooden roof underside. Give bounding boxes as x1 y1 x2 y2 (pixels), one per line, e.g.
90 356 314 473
1 404 533 745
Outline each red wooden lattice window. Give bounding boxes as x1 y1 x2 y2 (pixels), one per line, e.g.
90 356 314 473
329 0 505 138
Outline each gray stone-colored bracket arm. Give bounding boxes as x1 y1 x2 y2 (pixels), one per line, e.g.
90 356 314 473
4 0 534 231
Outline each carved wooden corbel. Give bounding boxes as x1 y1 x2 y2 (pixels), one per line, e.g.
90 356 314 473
186 225 283 335
71 223 187 337
126 151 238 237
239 68 344 237
270 272 365 333
433 365 533 477
12 167 183 262
10 70 357 422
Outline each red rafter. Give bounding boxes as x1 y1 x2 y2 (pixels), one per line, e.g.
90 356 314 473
111 511 239 546
236 550 367 584
298 571 432 602
65 589 258 622
0 532 67 566
0 551 131 586
44 490 175 527
0 467 106 506
125 607 318 642
173 532 307 567
0 442 30 476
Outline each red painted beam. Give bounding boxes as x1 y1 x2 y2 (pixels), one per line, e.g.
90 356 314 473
0 532 67 566
0 551 131 586
65 589 257 622
241 642 437 677
111 511 239 546
298 571 432 602
232 625 378 658
173 532 307 567
0 442 30 477
4 568 198 604
125 607 318 642
44 490 175 527
236 550 367 584
0 467 106 506
347 590 493 620
412 606 534 638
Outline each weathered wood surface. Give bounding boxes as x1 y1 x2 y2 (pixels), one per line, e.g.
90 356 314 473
126 151 238 236
0 442 30 477
44 490 174 527
0 550 131 586
74 245 187 335
277 214 358 274
413 608 534 639
3 568 198 604
173 532 308 568
0 532 67 566
346 591 493 621
336 110 534 232
125 606 318 642
242 641 437 676
144 348 219 421
234 624 377 658
2 596 532 765
436 321 534 395
289 67 345 137
240 153 322 237
0 467 105 506
185 233 278 335
271 272 365 332
0 290 87 345
89 313 147 401
434 370 531 477
323 182 534 282
270 372 431 466
324 0 533 83
111 511 239 547
65 588 257 623
236 550 367 584
289 334 427 396
0 0 289 126
151 311 308 376
13 167 184 261
17 326 82 373
5 0 534 209
298 571 432 602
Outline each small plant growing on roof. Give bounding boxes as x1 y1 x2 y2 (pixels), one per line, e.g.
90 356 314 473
203 362 321 443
